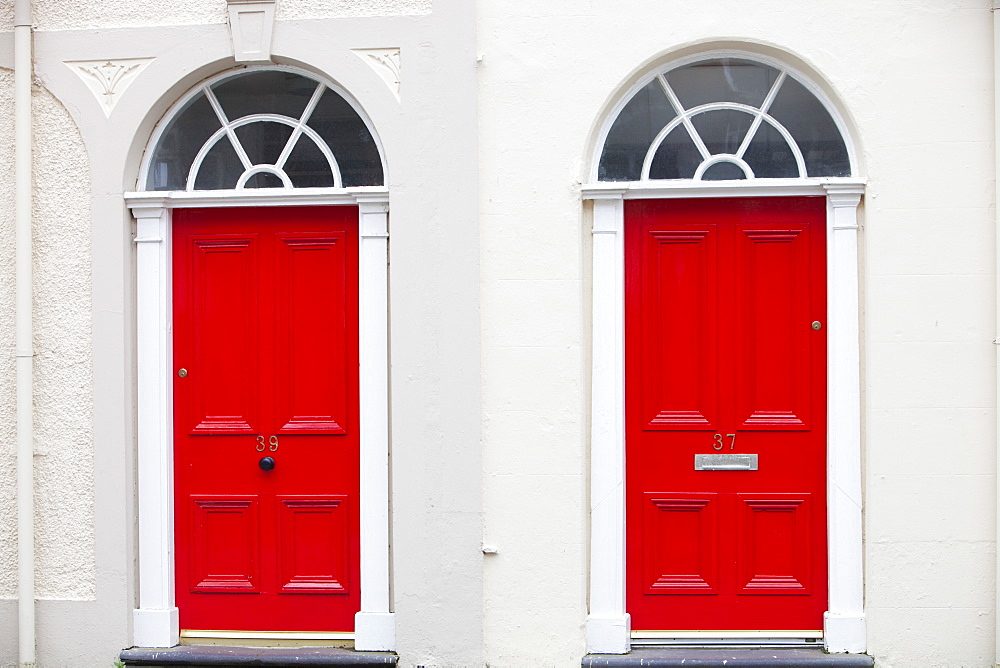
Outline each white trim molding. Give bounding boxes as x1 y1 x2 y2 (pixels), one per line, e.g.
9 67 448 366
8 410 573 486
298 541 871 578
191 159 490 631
581 179 866 655
125 188 395 651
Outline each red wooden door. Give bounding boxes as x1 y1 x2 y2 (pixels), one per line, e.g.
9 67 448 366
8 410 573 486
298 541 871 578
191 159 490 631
173 206 359 632
625 197 827 631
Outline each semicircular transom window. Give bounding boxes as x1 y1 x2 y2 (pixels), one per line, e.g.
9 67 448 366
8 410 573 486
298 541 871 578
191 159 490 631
598 58 852 182
144 69 384 191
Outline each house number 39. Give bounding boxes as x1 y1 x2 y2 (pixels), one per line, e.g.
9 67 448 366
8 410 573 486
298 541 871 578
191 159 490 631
712 433 737 450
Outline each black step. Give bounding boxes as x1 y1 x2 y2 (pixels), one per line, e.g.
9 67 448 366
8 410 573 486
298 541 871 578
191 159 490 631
120 645 397 667
583 648 874 668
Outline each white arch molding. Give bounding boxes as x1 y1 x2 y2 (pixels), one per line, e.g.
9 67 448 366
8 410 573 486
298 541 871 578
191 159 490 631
125 65 394 651
584 51 866 656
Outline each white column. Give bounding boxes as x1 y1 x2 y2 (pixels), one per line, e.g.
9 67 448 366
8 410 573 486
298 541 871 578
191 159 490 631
130 202 179 648
585 190 630 654
823 184 866 654
353 195 395 651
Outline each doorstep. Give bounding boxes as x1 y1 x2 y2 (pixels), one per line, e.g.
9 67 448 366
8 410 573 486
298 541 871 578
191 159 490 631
583 648 874 668
119 645 397 666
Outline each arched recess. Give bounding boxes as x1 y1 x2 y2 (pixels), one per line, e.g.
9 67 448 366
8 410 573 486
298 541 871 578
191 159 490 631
583 51 866 656
125 66 393 651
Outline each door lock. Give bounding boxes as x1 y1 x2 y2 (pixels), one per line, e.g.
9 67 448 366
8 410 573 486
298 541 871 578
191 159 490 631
811 321 822 330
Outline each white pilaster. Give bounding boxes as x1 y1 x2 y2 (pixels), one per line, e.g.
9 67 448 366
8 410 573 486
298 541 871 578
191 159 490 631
354 194 395 652
586 190 630 654
823 184 866 654
131 202 179 648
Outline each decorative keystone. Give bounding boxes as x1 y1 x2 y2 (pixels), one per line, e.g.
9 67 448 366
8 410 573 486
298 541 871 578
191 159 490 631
227 0 276 64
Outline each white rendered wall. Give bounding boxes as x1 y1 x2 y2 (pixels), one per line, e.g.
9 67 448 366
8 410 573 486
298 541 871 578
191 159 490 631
0 0 430 32
478 1 996 666
0 69 95 603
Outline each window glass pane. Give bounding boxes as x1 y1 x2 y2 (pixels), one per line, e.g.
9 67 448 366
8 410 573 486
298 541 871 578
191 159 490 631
649 126 701 180
598 79 676 181
234 121 294 166
211 70 315 121
193 138 244 190
701 161 746 180
690 109 755 156
285 136 336 188
767 77 850 177
145 92 220 190
243 172 285 188
742 122 800 178
667 59 780 110
309 89 384 187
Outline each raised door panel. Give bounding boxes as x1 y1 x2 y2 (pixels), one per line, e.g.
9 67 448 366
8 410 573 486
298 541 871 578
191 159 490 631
640 228 718 430
643 493 718 594
274 234 349 434
734 227 812 430
277 496 349 594
737 494 811 595
189 496 260 593
184 235 260 434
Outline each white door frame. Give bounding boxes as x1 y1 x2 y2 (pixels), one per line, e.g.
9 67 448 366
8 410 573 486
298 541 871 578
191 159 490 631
124 187 395 651
583 178 866 655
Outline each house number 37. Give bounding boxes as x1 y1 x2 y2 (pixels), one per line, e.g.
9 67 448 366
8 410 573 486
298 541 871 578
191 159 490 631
712 433 736 450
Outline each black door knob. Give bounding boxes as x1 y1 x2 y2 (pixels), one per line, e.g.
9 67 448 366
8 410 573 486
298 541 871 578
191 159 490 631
259 456 275 471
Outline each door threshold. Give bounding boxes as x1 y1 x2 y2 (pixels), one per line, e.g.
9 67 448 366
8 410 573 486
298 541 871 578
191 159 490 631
631 630 823 648
180 629 353 647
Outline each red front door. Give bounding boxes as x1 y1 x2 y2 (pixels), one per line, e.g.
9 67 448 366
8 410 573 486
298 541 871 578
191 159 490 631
625 197 827 631
173 206 360 632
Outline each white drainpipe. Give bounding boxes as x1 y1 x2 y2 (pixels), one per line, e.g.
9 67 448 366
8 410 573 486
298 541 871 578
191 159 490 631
994 3 1000 665
14 0 35 666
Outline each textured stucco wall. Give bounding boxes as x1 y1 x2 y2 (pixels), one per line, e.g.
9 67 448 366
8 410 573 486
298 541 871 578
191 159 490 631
0 0 430 31
0 69 95 601
479 1 996 666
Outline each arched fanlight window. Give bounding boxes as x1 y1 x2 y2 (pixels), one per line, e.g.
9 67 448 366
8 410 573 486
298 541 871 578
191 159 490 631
597 57 852 181
142 68 385 191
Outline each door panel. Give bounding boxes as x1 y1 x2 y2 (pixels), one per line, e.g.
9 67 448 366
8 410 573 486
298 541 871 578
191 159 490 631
174 206 360 633
186 235 259 434
643 493 718 594
640 229 718 430
625 197 827 631
735 227 813 429
277 496 349 593
274 234 350 434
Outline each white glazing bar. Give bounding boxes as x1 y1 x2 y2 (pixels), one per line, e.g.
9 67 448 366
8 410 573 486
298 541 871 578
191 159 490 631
735 71 786 160
657 75 710 160
354 194 395 651
131 203 180 648
275 83 326 170
204 86 253 171
823 184 866 654
586 191 630 654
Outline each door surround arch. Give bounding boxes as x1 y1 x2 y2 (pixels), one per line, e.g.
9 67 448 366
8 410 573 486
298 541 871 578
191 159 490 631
583 49 866 655
125 65 394 651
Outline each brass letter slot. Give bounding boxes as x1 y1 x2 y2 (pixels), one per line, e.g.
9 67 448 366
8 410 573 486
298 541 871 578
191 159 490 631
694 453 758 471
